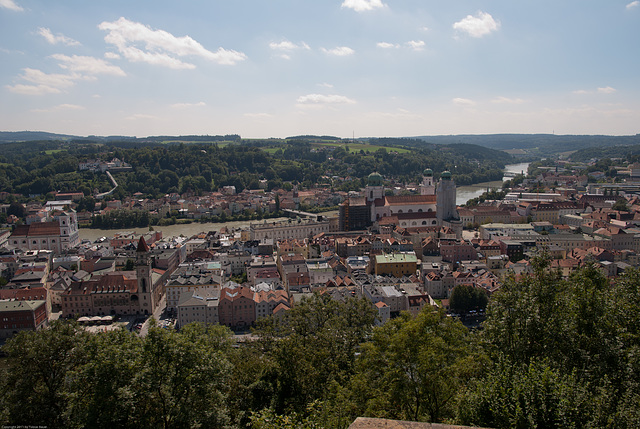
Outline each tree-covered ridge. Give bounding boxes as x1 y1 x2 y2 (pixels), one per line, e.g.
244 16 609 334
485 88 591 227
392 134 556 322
2 264 640 428
568 144 640 163
412 134 640 157
0 139 510 199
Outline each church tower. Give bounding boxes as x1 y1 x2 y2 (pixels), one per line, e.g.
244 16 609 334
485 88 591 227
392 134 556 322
136 236 153 315
366 172 384 203
436 171 463 238
420 168 435 196
436 171 459 222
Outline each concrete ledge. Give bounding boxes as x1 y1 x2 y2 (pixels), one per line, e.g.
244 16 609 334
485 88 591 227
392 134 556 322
349 417 490 429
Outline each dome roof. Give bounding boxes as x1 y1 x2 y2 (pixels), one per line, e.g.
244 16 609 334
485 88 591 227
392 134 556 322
423 168 433 176
368 172 383 186
441 170 452 180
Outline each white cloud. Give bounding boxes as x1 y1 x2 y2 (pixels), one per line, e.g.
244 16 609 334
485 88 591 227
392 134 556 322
453 11 500 38
32 103 86 113
492 96 525 104
269 40 310 60
321 46 355 56
377 42 400 49
21 68 77 88
7 55 125 96
452 97 476 106
296 94 356 105
6 83 62 95
126 113 156 120
104 52 120 60
0 0 23 12
573 87 617 95
597 86 616 94
244 113 273 118
318 82 334 88
98 17 247 69
269 40 310 51
51 54 126 76
341 0 385 12
406 40 425 51
37 28 81 46
171 101 206 109
626 1 639 9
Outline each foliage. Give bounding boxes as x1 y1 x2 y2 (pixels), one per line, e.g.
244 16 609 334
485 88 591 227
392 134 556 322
449 284 488 313
3 265 640 428
0 321 234 429
0 139 510 200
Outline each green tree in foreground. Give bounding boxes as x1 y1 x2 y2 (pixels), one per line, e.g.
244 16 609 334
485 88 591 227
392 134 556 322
449 284 488 314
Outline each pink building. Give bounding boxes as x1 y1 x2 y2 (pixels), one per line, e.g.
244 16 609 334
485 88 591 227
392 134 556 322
218 287 255 328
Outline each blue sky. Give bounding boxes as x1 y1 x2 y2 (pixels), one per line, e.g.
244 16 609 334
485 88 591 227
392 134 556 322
1 0 639 138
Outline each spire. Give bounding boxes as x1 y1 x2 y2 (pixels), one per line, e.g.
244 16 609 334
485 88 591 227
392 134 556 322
137 236 149 253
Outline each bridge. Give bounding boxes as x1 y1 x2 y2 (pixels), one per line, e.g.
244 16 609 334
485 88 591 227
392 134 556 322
95 171 118 199
283 209 324 221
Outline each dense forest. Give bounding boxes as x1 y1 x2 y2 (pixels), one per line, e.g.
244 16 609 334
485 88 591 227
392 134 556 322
0 138 510 200
1 258 639 428
568 144 640 163
412 134 640 157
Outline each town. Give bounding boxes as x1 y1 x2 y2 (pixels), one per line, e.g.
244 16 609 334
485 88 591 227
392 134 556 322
3 153 640 338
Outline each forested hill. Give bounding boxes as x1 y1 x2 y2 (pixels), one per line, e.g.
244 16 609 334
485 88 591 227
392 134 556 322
568 143 640 162
411 134 640 155
0 139 511 199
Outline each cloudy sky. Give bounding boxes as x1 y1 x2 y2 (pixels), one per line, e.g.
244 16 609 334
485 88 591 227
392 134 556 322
1 0 639 138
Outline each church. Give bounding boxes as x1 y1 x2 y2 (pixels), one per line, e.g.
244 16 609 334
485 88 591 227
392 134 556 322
339 169 462 237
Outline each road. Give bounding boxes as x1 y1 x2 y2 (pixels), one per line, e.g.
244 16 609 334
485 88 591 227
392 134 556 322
139 294 168 337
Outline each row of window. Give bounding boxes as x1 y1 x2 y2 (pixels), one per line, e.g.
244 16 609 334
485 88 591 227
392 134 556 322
13 239 57 245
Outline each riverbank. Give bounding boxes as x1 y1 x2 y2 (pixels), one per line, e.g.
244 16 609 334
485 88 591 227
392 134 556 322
456 162 530 206
79 210 340 242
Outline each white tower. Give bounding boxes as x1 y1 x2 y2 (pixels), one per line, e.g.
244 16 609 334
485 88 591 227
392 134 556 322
366 172 384 203
436 171 459 222
420 168 436 196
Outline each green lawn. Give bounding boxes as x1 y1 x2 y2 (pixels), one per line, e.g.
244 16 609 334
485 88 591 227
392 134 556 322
315 142 411 154
256 140 412 155
160 141 232 147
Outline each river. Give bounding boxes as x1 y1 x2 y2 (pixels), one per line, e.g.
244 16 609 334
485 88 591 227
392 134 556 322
79 211 339 243
78 219 284 243
456 162 530 206
80 163 527 242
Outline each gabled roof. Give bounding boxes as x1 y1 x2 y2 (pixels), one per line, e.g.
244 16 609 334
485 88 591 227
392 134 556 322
137 236 150 252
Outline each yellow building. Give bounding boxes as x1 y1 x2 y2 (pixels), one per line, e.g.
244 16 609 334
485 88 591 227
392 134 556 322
374 253 418 278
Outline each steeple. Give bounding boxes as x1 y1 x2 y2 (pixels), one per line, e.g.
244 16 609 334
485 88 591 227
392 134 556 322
136 237 151 294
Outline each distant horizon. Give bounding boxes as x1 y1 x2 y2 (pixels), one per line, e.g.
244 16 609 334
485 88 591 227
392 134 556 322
1 129 639 141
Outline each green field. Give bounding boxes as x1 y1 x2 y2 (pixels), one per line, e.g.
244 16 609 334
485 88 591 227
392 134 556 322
160 141 233 147
315 142 411 154
45 149 65 155
258 141 411 154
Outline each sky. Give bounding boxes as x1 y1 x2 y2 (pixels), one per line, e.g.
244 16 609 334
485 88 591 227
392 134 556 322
1 0 639 139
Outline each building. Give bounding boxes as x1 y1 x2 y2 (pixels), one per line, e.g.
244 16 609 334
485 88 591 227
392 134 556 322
176 288 220 329
9 208 80 253
250 218 331 241
339 170 460 236
218 286 256 328
61 237 163 317
374 253 418 277
0 300 48 339
165 263 223 310
254 290 291 320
